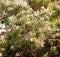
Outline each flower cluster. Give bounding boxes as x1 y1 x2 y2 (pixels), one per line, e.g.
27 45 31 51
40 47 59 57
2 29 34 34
0 0 60 57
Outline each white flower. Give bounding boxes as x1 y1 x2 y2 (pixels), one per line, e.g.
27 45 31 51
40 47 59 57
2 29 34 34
22 1 27 7
34 13 39 16
37 10 40 13
2 24 5 29
0 23 5 29
40 17 44 21
30 8 33 11
16 1 22 6
1 29 6 32
8 29 11 32
41 6 45 9
16 53 20 56
16 26 19 30
40 41 45 47
9 16 12 20
0 23 2 28
11 45 14 49
6 0 10 4
18 0 28 7
0 29 2 34
16 1 20 5
56 33 59 36
9 15 17 23
56 28 60 31
34 10 39 16
30 38 33 42
46 8 49 11
0 35 4 40
0 53 2 57
56 5 60 10
47 27 51 30
27 15 30 17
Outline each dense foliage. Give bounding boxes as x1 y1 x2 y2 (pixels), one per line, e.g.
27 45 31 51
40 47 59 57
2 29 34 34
0 0 60 57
